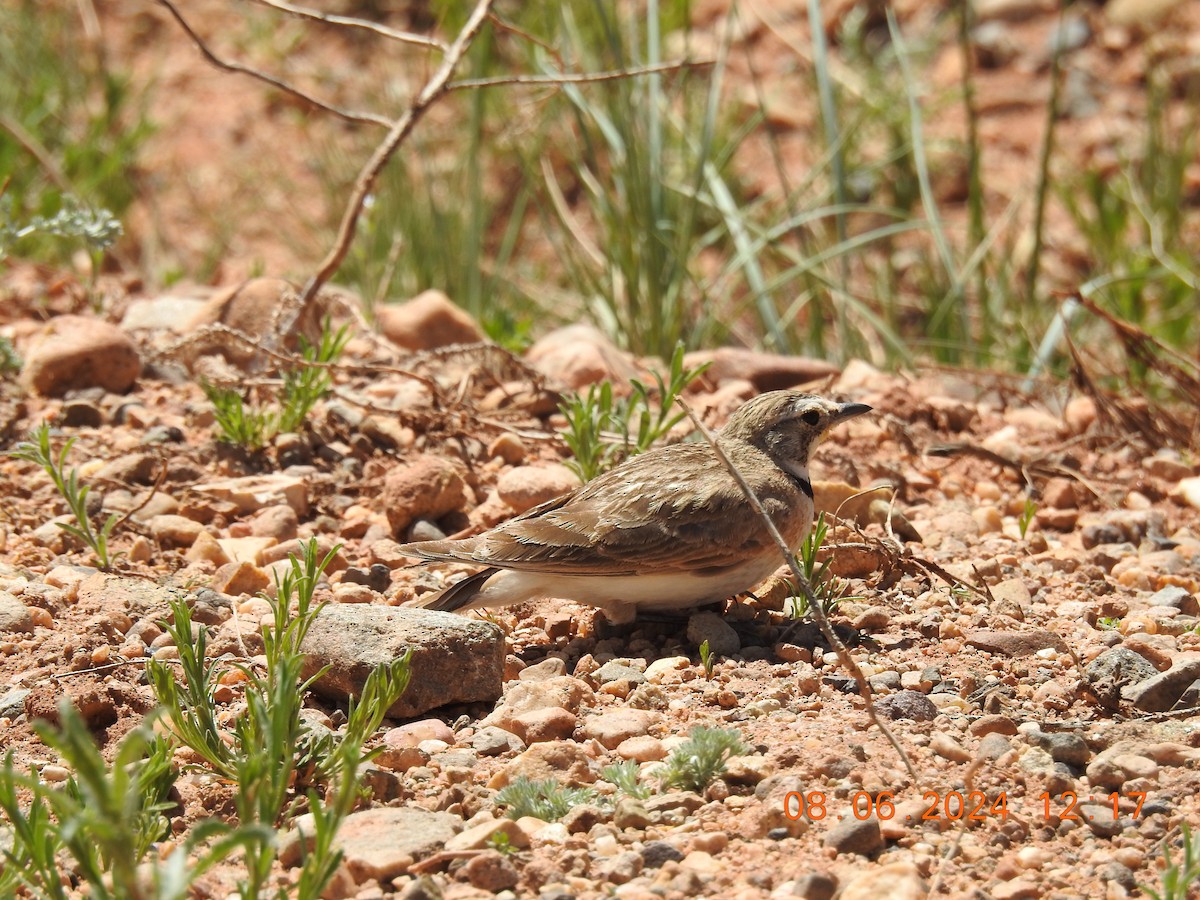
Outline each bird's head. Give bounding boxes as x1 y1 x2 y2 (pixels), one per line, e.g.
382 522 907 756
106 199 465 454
721 391 872 470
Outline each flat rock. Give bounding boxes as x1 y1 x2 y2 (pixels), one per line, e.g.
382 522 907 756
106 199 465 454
281 806 460 879
78 573 173 617
1123 656 1200 712
22 315 141 396
580 708 664 749
964 629 1067 657
192 471 310 517
377 289 483 351
300 605 504 718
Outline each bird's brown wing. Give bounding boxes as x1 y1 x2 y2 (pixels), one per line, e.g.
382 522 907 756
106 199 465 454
400 442 798 576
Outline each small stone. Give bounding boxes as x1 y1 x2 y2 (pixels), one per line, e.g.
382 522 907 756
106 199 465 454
931 732 971 762
211 561 270 597
639 840 685 869
487 432 526 465
445 817 529 852
614 797 653 830
187 531 231 565
1148 585 1199 617
1172 477 1200 512
1026 731 1089 766
471 725 525 757
149 514 204 548
561 803 606 835
281 807 459 878
250 505 299 541
525 324 639 390
645 656 690 682
1080 802 1122 838
496 464 579 515
384 719 455 749
377 289 483 351
592 661 646 686
517 657 568 682
462 850 519 892
616 735 666 762
789 872 839 900
969 715 1017 734
874 690 938 722
823 818 883 856
686 611 740 657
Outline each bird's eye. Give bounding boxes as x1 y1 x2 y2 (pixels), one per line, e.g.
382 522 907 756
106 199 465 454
800 410 821 426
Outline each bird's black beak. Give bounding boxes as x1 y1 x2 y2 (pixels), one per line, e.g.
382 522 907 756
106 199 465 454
834 401 873 422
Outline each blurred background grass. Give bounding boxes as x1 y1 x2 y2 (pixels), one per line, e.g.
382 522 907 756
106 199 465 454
2 0 1197 379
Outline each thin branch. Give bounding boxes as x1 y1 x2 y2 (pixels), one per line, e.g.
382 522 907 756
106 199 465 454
676 397 919 785
248 0 448 52
295 0 496 311
446 59 712 91
157 0 391 128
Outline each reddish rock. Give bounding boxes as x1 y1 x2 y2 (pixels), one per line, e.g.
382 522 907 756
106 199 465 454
377 289 483 351
525 324 639 390
496 464 579 515
382 455 469 536
186 277 327 368
22 315 141 396
684 347 840 392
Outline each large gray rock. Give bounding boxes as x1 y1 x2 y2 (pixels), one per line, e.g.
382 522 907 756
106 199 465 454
300 605 504 718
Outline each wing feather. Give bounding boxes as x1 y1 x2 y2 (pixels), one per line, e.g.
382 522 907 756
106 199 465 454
401 440 803 576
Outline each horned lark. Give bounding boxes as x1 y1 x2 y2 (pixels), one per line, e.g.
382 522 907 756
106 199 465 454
400 391 871 624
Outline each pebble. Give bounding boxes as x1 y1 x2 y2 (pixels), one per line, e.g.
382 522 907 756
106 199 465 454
496 464 579 515
616 735 666 762
381 456 468 537
838 863 925 900
823 818 883 856
931 732 972 762
22 315 141 396
874 690 938 722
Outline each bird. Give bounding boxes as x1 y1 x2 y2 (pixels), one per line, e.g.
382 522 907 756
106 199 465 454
398 391 872 624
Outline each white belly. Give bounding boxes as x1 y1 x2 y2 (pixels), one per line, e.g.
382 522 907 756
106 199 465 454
461 556 784 624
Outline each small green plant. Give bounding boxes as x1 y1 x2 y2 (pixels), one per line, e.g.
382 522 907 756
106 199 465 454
559 342 708 481
698 638 716 681
494 777 596 821
787 512 853 621
147 539 412 898
486 830 519 856
0 335 21 376
1018 496 1038 539
1096 616 1121 632
602 759 652 800
1141 823 1200 900
202 381 277 452
0 701 262 900
0 197 123 282
657 726 748 793
8 423 119 568
203 320 349 451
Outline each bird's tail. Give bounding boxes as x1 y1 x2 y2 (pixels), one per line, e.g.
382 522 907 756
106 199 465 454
417 567 500 613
